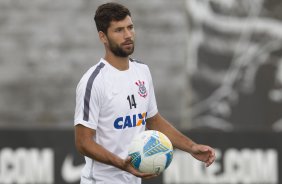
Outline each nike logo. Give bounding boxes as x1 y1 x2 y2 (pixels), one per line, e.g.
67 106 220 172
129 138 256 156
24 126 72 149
61 154 84 183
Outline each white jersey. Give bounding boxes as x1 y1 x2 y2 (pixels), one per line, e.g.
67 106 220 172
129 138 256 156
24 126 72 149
74 58 158 184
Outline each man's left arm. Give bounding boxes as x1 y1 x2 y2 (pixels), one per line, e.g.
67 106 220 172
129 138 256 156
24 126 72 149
146 112 216 167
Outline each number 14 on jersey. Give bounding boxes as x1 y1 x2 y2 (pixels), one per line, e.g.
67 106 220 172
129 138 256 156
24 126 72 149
127 94 137 109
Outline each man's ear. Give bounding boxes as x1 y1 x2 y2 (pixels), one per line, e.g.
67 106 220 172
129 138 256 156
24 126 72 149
98 31 107 44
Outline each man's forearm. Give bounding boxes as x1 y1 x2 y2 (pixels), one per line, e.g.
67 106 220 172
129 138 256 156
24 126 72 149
146 113 196 153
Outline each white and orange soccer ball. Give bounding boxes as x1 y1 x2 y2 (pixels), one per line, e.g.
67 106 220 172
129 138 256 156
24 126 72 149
128 130 174 174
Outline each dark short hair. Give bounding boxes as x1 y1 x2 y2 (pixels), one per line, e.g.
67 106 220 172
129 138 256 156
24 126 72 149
94 2 131 34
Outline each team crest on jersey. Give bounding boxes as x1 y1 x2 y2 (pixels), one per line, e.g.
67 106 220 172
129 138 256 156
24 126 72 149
135 80 147 98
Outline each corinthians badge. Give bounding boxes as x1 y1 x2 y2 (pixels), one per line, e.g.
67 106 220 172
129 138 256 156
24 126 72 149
135 80 147 98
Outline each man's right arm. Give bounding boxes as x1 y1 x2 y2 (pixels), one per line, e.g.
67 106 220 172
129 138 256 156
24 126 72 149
75 124 124 167
74 124 156 178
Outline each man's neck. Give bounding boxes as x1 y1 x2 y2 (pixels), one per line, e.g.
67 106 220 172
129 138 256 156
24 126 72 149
104 54 129 71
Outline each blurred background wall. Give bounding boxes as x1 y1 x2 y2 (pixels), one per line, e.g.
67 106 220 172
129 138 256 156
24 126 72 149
1 0 282 132
183 0 282 132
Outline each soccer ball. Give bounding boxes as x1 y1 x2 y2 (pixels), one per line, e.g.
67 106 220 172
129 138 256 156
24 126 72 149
128 130 173 174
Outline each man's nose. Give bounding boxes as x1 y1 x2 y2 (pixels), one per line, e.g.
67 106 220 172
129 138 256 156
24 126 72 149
124 28 133 39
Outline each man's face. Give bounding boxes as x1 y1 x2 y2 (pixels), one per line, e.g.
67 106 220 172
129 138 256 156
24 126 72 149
105 15 135 57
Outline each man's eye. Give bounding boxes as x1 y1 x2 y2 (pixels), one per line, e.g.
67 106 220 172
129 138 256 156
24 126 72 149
115 28 122 32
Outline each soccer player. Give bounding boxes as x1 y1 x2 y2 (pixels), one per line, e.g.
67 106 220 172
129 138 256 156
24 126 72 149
74 2 216 184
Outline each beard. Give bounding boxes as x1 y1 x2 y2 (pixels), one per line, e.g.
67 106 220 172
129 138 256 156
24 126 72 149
108 37 135 57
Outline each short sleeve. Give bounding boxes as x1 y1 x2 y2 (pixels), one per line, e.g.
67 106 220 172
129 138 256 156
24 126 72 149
146 67 158 118
74 64 104 129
